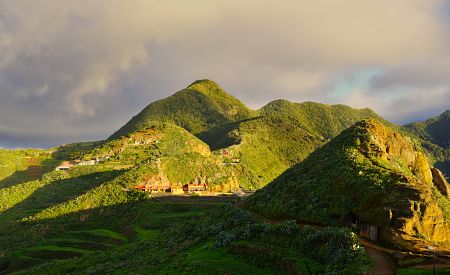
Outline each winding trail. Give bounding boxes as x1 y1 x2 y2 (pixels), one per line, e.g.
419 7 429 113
365 246 396 275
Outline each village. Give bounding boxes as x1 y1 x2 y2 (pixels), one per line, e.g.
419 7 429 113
133 180 209 195
131 170 245 197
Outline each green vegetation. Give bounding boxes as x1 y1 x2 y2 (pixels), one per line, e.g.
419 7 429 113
245 119 450 251
0 80 448 273
245 119 402 223
405 109 450 176
0 149 57 189
3 202 370 274
225 100 388 189
397 268 450 274
108 80 388 189
110 79 256 139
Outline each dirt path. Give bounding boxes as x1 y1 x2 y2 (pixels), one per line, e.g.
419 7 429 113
365 246 396 275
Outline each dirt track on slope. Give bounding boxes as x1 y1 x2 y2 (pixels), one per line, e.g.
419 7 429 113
365 246 396 275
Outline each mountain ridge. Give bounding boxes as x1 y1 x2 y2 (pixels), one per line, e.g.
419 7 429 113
108 80 391 189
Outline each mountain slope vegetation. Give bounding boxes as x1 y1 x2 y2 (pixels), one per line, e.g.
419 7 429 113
0 122 370 273
246 119 450 251
110 79 256 140
405 110 450 177
224 100 389 188
110 80 389 189
1 80 448 273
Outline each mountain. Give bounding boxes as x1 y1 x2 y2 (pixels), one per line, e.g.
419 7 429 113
221 100 389 189
404 110 450 177
110 79 256 139
110 80 387 189
1 81 448 273
245 119 450 252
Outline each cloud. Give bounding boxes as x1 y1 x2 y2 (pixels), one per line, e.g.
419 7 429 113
0 0 449 147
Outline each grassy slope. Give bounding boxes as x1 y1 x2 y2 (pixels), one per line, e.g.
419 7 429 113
216 100 389 189
3 201 370 274
106 79 415 190
0 117 370 273
0 149 57 189
0 152 371 274
109 79 256 140
245 119 397 222
404 109 450 176
245 119 449 228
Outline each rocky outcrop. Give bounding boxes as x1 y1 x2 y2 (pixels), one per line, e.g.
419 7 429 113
358 120 450 250
361 119 433 185
432 168 450 198
247 119 450 252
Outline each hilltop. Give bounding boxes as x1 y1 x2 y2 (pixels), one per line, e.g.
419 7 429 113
110 79 256 139
405 110 450 176
246 119 450 251
109 80 387 189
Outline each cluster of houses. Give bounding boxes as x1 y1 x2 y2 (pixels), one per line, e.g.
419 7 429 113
134 182 208 195
55 156 112 171
133 175 209 195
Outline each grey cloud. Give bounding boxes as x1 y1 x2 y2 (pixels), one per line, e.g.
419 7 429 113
0 0 449 148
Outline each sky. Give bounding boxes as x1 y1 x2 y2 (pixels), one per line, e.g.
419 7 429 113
0 0 449 148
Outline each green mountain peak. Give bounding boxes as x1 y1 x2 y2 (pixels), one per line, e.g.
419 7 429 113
109 80 255 140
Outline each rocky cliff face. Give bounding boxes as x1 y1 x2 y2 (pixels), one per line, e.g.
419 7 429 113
353 120 450 250
246 119 450 252
431 168 450 198
360 120 433 185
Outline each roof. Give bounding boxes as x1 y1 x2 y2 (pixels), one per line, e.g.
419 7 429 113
188 183 207 187
56 161 75 168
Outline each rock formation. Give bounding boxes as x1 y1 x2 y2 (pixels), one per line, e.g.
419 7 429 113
246 119 450 252
432 167 450 198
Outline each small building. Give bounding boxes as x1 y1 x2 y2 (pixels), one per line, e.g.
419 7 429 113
79 160 96 166
342 213 378 241
359 223 378 241
221 149 232 157
144 183 171 193
134 184 146 191
185 183 207 195
55 161 76 171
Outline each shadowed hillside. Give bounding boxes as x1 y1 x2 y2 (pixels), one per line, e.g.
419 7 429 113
405 110 450 177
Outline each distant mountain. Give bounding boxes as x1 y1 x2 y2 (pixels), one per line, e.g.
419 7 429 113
110 80 387 189
405 110 450 177
246 119 450 252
